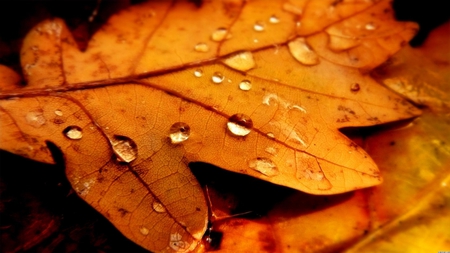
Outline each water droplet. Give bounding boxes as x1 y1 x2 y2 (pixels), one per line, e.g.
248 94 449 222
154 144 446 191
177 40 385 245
288 37 319 66
248 157 278 177
253 22 265 32
253 38 259 43
227 113 253 137
211 27 229 42
63 126 83 140
296 21 301 28
211 72 225 84
282 2 303 15
239 80 252 91
110 135 138 163
194 69 203 77
25 111 46 128
140 226 149 235
365 22 376 30
54 109 63 116
269 15 280 24
350 83 360 92
169 122 191 144
152 201 166 213
265 146 277 155
170 233 189 252
194 42 209 52
222 51 255 71
266 132 275 138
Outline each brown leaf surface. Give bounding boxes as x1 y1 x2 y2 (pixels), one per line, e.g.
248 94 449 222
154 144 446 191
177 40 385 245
0 0 420 252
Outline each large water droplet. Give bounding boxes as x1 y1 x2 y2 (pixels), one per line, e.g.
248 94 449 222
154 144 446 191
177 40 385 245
152 201 166 213
253 22 265 32
170 233 189 252
194 69 203 77
211 72 225 84
239 80 252 91
288 37 319 66
248 157 278 177
140 226 149 236
211 27 229 42
25 111 46 128
110 135 138 163
364 22 376 30
222 51 255 71
269 15 280 24
282 2 303 15
169 122 190 144
194 43 209 52
63 126 83 140
227 113 253 137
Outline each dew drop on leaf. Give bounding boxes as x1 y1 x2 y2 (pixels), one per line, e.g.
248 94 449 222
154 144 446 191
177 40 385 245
194 69 203 77
269 15 280 24
140 226 149 236
169 122 190 144
288 37 320 66
211 27 229 42
264 146 277 155
239 80 252 91
25 110 46 128
222 51 255 71
54 109 63 116
350 83 361 92
110 135 138 163
365 22 376 30
152 201 166 213
63 125 83 140
266 132 275 138
194 42 209 52
170 233 189 252
211 72 225 84
253 21 265 32
248 157 279 177
227 113 253 137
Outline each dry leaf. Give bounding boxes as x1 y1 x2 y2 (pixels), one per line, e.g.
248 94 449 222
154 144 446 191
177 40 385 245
0 0 421 252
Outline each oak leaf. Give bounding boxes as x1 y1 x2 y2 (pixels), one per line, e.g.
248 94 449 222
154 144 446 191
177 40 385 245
0 0 420 252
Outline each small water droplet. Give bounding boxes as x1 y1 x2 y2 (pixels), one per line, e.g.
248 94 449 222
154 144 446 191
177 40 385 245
253 38 259 43
350 83 360 92
194 42 209 52
25 111 46 128
194 69 203 77
265 146 277 155
227 113 253 137
253 22 265 32
211 72 225 84
248 157 278 177
169 122 190 144
266 132 275 138
239 80 252 91
170 233 189 252
110 135 138 163
63 126 83 140
288 37 319 66
222 51 255 71
282 2 303 15
140 226 149 235
211 27 229 42
269 15 280 24
365 22 376 30
54 109 63 116
296 21 301 28
152 201 166 213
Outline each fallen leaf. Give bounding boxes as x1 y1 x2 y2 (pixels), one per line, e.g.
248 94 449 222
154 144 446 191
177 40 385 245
0 0 421 252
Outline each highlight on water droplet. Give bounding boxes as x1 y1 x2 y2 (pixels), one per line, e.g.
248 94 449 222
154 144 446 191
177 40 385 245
211 27 230 42
266 132 275 139
269 15 280 24
169 122 191 144
239 80 252 91
253 21 265 32
211 72 225 84
194 69 203 77
288 37 320 66
63 125 83 140
350 83 360 92
364 22 376 30
152 201 166 213
227 113 253 137
25 110 46 128
140 226 149 236
194 42 209 52
110 135 138 163
222 51 255 71
54 109 63 116
248 157 279 177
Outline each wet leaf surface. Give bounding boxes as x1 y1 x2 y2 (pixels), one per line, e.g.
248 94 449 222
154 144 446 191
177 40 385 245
0 0 438 252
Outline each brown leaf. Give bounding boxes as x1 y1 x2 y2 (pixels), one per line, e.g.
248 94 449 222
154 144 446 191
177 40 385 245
0 0 420 252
